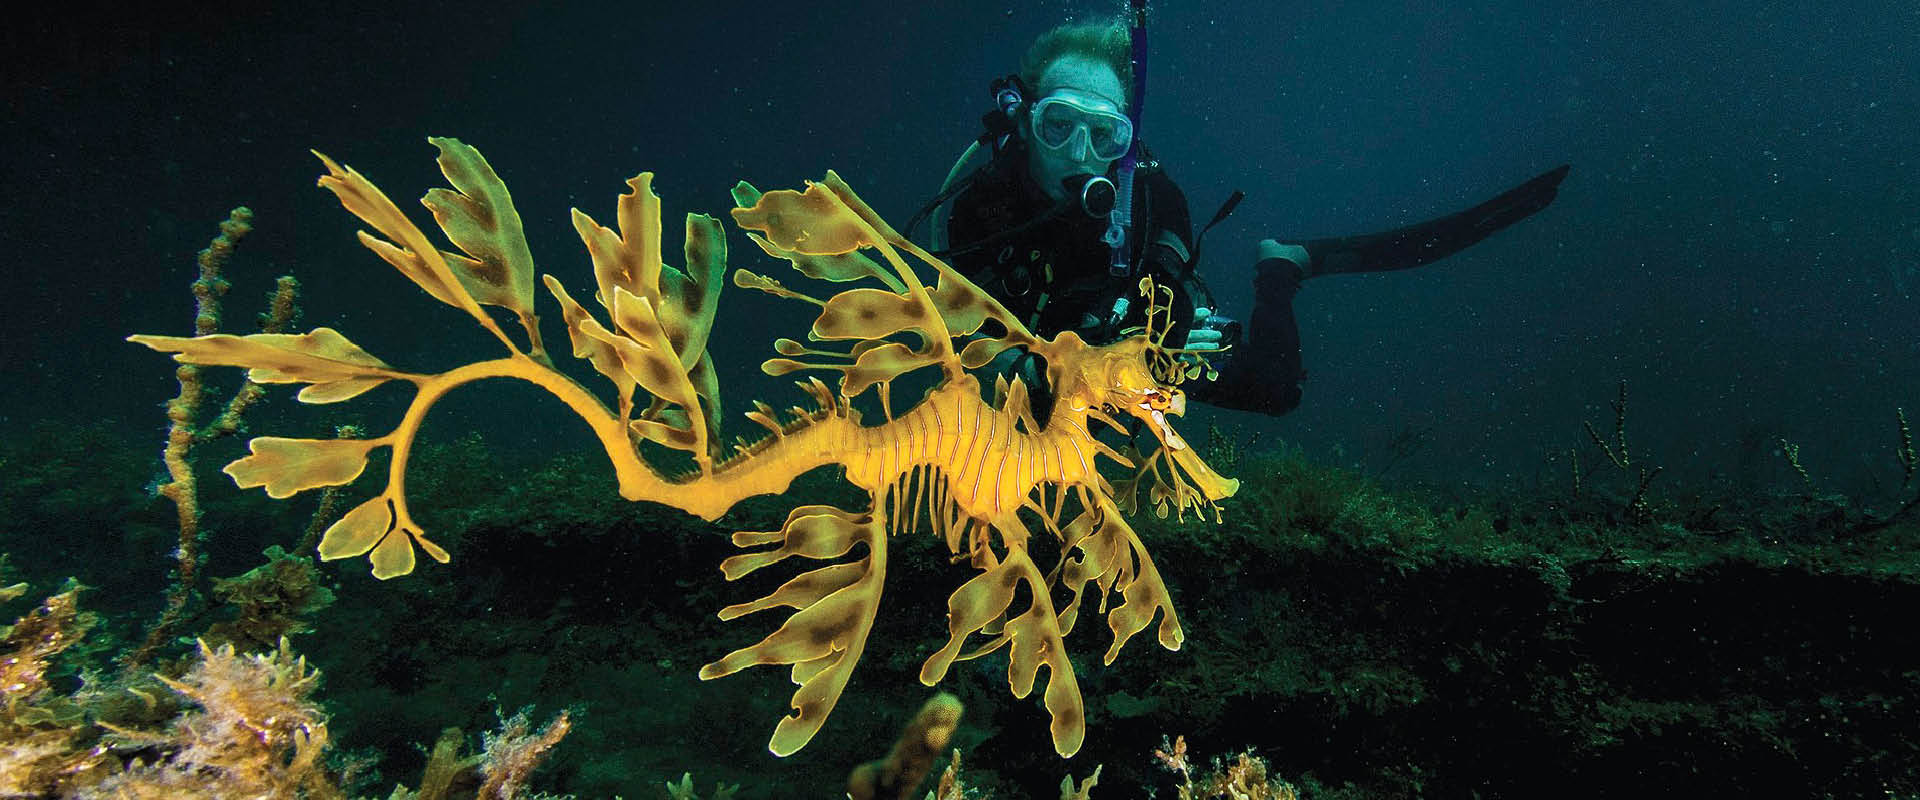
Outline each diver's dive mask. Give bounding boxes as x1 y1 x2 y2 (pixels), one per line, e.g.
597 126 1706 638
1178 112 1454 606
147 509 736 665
1030 89 1133 161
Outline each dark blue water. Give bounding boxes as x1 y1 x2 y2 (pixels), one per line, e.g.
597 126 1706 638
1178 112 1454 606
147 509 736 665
5 1 1919 795
6 0 1914 491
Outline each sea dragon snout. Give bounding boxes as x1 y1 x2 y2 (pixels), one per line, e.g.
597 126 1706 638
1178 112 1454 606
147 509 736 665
1045 301 1240 518
1077 335 1240 515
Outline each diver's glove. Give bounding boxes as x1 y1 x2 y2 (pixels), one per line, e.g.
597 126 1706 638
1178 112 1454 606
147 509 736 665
1180 307 1237 351
1179 307 1242 372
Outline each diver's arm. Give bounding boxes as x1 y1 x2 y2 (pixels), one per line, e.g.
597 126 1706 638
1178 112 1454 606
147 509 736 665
942 176 1003 284
1288 164 1570 277
1137 168 1209 342
1073 234 1198 344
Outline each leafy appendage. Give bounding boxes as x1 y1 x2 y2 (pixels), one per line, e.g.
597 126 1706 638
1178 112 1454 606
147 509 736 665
127 327 406 404
730 177 908 294
698 505 886 756
563 173 728 460
544 275 638 410
1055 501 1185 662
422 136 543 354
917 544 1084 757
223 437 383 500
317 493 450 581
744 231 905 292
1112 436 1239 524
731 180 886 256
312 150 492 330
730 177 968 403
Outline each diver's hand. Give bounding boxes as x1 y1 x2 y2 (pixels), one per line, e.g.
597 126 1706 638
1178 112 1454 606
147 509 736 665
1183 307 1222 351
1184 327 1225 351
1174 308 1238 378
1180 307 1238 352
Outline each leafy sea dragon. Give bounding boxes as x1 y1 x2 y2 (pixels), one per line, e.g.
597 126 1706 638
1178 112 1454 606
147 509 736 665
130 138 1239 758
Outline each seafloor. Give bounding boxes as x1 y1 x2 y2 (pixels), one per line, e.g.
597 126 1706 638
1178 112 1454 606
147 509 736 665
3 399 1916 797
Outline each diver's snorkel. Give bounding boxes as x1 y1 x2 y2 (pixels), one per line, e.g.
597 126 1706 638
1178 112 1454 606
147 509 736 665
1104 0 1150 277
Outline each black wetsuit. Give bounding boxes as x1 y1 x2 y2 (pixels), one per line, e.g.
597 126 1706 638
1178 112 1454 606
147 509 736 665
946 138 1305 414
946 138 1570 417
946 140 1196 341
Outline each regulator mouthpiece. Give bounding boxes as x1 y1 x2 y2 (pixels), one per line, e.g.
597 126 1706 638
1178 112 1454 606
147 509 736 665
1065 174 1116 219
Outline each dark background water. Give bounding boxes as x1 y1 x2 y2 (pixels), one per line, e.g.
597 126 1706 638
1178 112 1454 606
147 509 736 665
4 0 1916 491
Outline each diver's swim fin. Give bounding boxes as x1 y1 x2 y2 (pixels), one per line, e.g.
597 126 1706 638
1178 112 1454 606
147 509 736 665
1298 163 1570 277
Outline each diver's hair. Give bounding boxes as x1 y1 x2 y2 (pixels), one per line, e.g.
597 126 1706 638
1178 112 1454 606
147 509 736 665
1019 19 1132 104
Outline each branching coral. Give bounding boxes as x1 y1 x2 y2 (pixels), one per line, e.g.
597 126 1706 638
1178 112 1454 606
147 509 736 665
129 139 1239 757
1863 406 1920 531
1774 405 1920 535
1580 380 1663 525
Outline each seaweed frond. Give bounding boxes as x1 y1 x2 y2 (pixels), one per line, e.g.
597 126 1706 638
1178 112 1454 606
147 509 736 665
476 707 572 799
94 637 341 799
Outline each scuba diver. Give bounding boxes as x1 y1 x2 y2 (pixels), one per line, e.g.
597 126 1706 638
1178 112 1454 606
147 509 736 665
906 16 1569 416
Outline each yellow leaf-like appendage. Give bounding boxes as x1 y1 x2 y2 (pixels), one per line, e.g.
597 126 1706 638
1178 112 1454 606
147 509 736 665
731 182 878 256
318 494 450 580
841 342 939 400
223 436 382 499
543 276 636 401
1055 506 1184 661
576 173 665 309
698 506 885 756
422 136 538 321
608 289 695 406
917 546 1084 757
313 151 483 319
570 177 729 450
128 328 402 403
743 231 906 293
665 215 728 370
813 288 936 342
